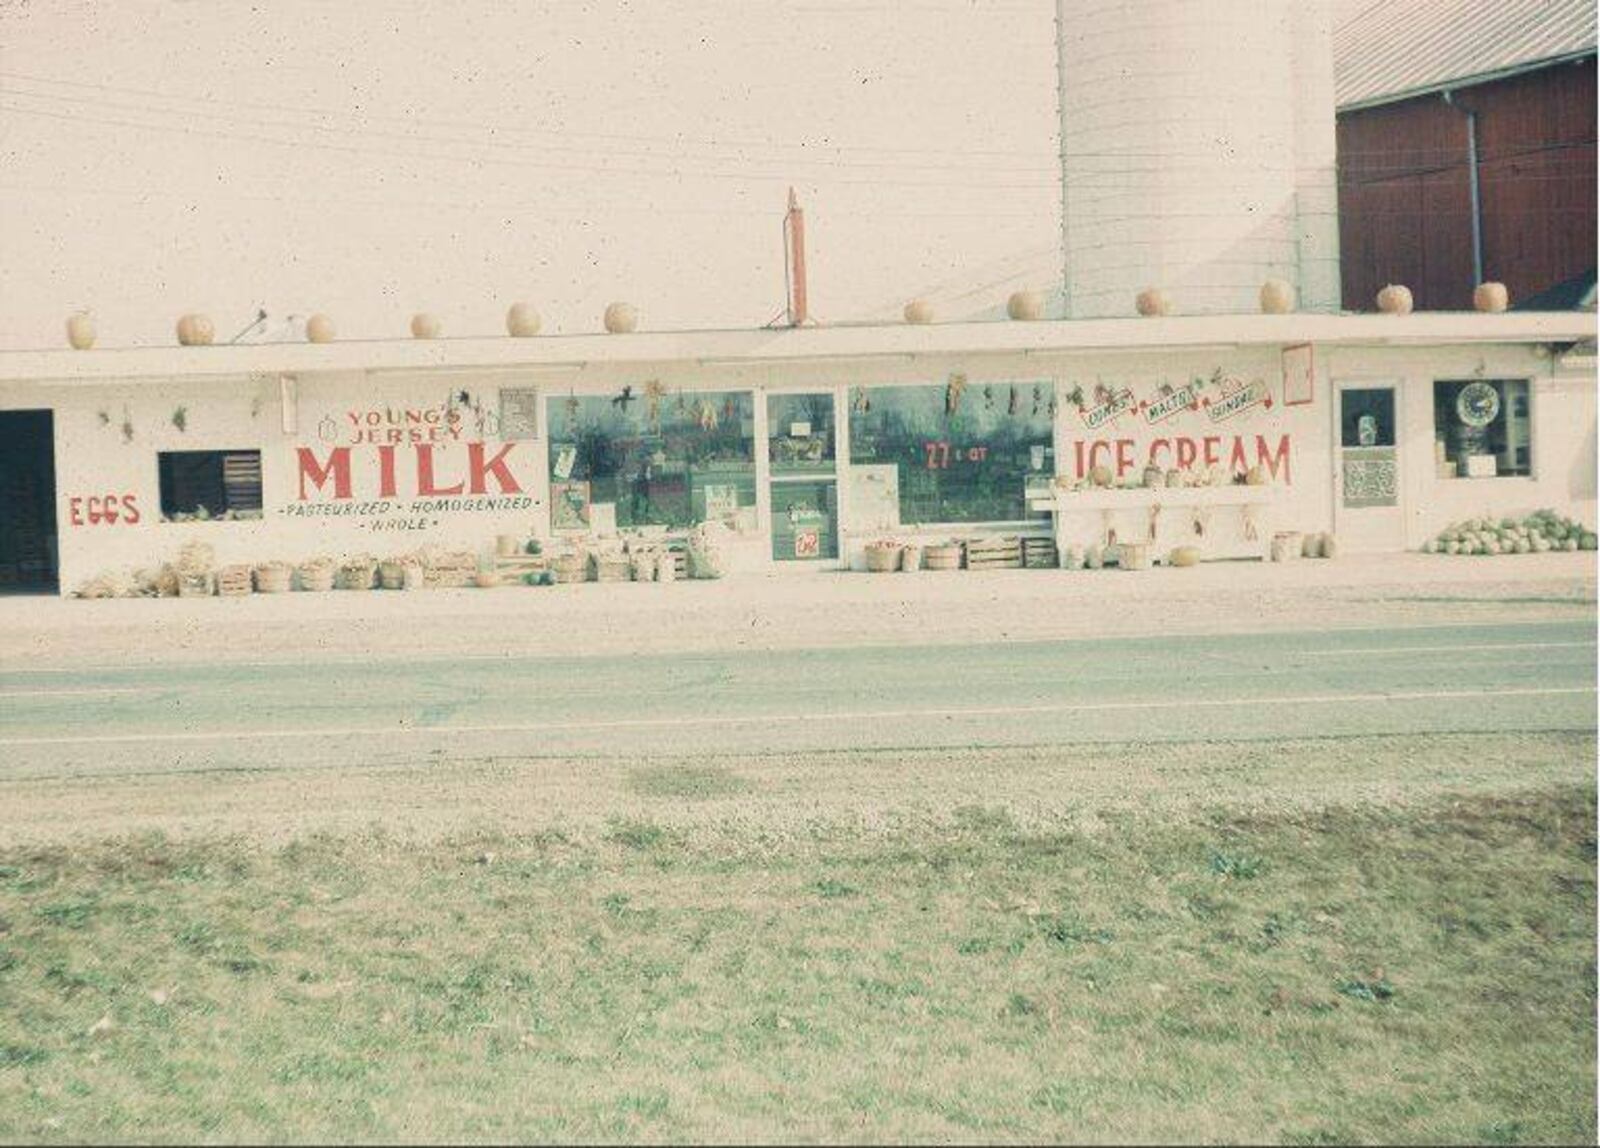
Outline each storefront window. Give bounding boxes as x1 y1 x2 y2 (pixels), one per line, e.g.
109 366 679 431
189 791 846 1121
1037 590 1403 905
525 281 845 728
767 393 835 474
158 450 263 522
546 390 755 531
1433 380 1531 478
847 381 1053 524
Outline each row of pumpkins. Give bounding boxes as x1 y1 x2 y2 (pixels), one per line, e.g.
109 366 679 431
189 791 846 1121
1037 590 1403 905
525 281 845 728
60 279 1514 350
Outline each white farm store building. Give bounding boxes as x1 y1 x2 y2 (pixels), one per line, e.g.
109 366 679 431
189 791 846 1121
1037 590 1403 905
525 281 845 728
0 310 1592 595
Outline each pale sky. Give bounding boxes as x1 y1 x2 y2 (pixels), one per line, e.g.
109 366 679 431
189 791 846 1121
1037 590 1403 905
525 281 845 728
0 0 1067 350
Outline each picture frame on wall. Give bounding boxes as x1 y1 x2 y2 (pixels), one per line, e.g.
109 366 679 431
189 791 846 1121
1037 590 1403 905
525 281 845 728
1282 343 1315 407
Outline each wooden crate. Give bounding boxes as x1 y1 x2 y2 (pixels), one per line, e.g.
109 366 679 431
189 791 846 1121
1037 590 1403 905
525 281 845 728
216 565 253 597
964 536 1023 570
1021 535 1058 569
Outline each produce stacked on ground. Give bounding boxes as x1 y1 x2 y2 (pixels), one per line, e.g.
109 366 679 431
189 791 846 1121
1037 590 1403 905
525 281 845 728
1421 511 1596 555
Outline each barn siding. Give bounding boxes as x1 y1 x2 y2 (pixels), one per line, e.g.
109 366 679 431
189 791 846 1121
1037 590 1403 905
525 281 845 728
1337 57 1596 310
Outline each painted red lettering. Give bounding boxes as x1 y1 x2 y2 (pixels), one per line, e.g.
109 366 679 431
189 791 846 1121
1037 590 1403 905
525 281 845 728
1088 441 1114 472
1229 438 1250 473
1202 436 1222 467
297 446 353 500
1176 438 1198 469
468 442 522 495
377 444 398 499
1115 439 1135 478
1148 439 1171 467
68 497 84 526
416 444 464 496
1257 433 1291 484
121 494 140 525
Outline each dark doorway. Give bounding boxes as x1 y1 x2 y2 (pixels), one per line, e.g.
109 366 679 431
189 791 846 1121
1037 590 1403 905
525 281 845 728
0 411 59 593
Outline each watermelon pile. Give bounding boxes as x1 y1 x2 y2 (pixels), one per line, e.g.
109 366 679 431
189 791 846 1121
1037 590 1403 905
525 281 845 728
1422 510 1597 556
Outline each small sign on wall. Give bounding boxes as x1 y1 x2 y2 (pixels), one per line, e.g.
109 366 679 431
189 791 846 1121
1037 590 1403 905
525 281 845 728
1282 344 1314 407
499 388 540 440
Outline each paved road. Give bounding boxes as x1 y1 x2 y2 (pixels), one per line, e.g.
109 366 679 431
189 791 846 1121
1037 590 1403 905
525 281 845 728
0 619 1593 779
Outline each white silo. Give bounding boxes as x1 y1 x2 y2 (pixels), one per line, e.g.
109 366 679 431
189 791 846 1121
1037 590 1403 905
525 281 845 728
1055 0 1341 317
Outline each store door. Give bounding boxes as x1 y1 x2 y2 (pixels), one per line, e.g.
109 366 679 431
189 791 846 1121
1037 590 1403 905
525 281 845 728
1332 383 1405 552
0 410 59 593
766 392 839 563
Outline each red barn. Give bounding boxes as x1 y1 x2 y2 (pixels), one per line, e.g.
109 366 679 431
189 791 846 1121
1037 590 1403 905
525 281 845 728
1335 0 1597 311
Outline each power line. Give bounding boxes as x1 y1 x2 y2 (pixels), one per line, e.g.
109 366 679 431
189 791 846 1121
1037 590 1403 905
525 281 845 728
0 101 1064 192
0 68 1056 163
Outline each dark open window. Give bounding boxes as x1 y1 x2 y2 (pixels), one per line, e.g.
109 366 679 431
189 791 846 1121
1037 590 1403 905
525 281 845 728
158 450 263 521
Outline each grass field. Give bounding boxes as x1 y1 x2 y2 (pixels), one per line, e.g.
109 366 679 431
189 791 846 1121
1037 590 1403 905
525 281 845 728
0 733 1594 1143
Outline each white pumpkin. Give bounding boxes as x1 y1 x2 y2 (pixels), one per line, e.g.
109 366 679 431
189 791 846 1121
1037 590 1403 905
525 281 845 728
506 302 542 337
1320 533 1339 559
411 312 442 339
1376 284 1413 315
1135 287 1170 317
1006 290 1045 321
66 312 95 350
1472 282 1509 313
1169 546 1201 568
603 302 638 333
305 314 336 343
903 298 935 325
175 313 214 346
1258 278 1295 314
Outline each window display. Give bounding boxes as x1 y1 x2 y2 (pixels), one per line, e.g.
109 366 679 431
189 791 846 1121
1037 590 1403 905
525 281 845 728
547 390 756 530
158 450 263 522
847 381 1053 524
1433 380 1531 478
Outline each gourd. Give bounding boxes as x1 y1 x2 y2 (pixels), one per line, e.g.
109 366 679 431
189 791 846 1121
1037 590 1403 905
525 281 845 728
1473 282 1509 313
1169 546 1200 568
411 313 442 339
1165 468 1183 488
1320 533 1339 559
1245 464 1269 487
1089 465 1113 488
1258 278 1295 314
1301 533 1322 559
1376 284 1413 315
506 302 542 337
306 314 336 343
175 313 214 346
603 302 638 333
903 299 935 325
66 311 95 350
1142 464 1164 489
1006 290 1045 321
1135 287 1170 317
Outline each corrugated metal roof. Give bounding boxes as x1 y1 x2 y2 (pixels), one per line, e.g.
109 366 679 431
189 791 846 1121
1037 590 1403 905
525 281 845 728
1335 0 1597 110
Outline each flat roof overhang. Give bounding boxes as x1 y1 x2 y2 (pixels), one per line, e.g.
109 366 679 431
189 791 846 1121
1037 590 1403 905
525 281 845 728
0 311 1594 386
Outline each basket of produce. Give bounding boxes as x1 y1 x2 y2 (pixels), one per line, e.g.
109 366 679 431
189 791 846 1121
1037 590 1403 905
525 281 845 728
176 570 214 598
900 544 922 572
550 552 587 584
865 539 901 573
338 557 377 590
922 542 962 571
378 558 407 590
297 558 336 592
473 569 502 589
1118 542 1151 571
253 561 293 594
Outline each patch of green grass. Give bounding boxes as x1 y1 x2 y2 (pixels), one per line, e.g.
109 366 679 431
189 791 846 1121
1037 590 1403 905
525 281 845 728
0 776 1592 1144
625 766 752 800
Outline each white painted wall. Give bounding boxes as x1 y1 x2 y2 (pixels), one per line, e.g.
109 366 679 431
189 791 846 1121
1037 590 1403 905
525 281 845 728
0 338 1589 593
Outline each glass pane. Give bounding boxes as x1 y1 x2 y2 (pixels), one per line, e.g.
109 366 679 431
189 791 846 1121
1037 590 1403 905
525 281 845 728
1432 380 1531 478
547 390 755 530
770 480 838 560
1339 389 1395 448
847 382 1053 524
768 393 835 474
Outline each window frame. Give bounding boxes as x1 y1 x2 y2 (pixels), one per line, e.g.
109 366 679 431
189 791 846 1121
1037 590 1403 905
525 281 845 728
156 448 264 522
1431 378 1534 481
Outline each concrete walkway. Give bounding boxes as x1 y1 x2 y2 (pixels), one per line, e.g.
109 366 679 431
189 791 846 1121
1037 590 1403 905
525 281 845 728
0 552 1592 668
